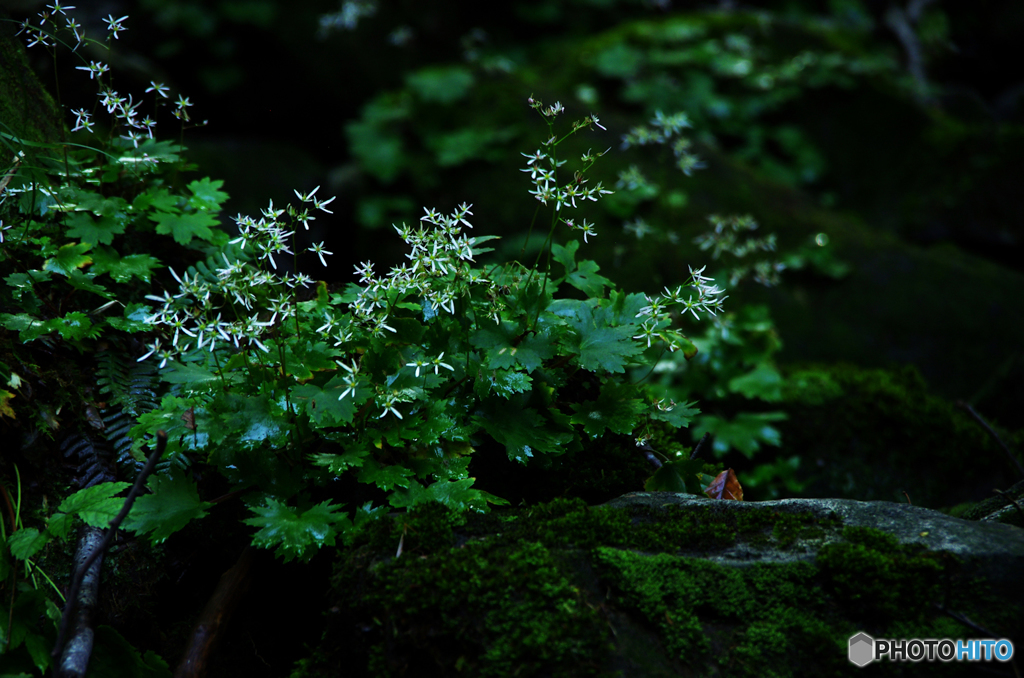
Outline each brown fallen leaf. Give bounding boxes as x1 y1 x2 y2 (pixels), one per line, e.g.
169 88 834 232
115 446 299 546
704 468 743 501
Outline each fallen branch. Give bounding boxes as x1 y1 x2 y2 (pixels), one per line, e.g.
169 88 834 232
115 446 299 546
173 546 255 678
52 431 167 677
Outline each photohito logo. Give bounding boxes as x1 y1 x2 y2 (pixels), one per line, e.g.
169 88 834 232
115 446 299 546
849 632 1015 666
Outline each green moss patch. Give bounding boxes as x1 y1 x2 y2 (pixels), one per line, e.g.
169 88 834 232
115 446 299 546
296 497 1017 677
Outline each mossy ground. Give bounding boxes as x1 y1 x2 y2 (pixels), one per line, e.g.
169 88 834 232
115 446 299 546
295 498 1017 677
737 362 1024 509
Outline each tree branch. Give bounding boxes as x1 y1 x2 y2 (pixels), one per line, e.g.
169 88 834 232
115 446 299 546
51 431 167 677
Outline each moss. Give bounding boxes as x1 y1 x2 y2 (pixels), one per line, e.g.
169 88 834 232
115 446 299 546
299 497 1019 678
329 538 612 677
0 27 63 146
774 363 1024 508
816 527 947 621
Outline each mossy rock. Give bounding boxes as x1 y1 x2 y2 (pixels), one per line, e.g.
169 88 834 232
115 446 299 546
0 15 63 145
770 363 1024 510
295 494 1024 677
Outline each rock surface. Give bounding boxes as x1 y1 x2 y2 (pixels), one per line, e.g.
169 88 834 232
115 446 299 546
298 493 1024 677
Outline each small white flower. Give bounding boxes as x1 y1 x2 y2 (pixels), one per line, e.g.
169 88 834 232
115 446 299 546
313 195 336 213
432 352 454 374
103 14 128 38
70 109 94 133
632 321 659 348
46 2 75 16
405 357 429 378
146 82 170 98
308 241 333 267
76 61 109 80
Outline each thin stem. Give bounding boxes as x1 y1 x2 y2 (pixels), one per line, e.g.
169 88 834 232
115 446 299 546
957 400 1024 479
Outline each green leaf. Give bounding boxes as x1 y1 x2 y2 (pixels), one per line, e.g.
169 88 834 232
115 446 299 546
219 392 290 450
644 458 705 494
358 461 416 491
567 259 613 298
347 120 405 183
135 186 180 213
488 369 533 399
88 625 172 678
123 468 211 544
570 381 646 438
405 66 474 103
0 312 56 343
692 412 788 458
159 361 221 387
67 270 112 297
389 477 505 512
551 240 579 277
151 210 218 245
65 211 127 246
42 242 92 276
243 498 350 562
55 311 100 341
650 399 700 429
563 302 644 373
291 373 368 426
187 177 229 211
310 446 371 474
728 364 784 401
470 322 555 372
108 303 156 333
54 481 131 531
606 290 649 325
7 528 50 561
92 248 161 283
475 396 574 463
283 341 340 380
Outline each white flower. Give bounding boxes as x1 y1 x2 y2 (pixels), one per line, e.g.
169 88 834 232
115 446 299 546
71 109 94 133
146 82 170 98
103 14 128 38
431 352 454 374
377 392 405 420
308 241 333 267
313 195 336 213
632 321 659 348
405 357 429 378
76 61 109 80
46 2 75 16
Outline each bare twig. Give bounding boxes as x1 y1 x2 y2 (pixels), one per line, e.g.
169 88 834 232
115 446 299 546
957 401 1024 479
690 432 711 461
52 431 167 675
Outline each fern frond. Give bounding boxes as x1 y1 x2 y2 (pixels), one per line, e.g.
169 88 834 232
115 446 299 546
61 434 117 488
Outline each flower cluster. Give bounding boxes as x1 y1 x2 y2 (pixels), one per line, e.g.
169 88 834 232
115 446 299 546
138 192 337 367
621 110 706 176
19 7 201 147
350 203 491 333
632 265 727 349
694 214 784 286
520 99 615 245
